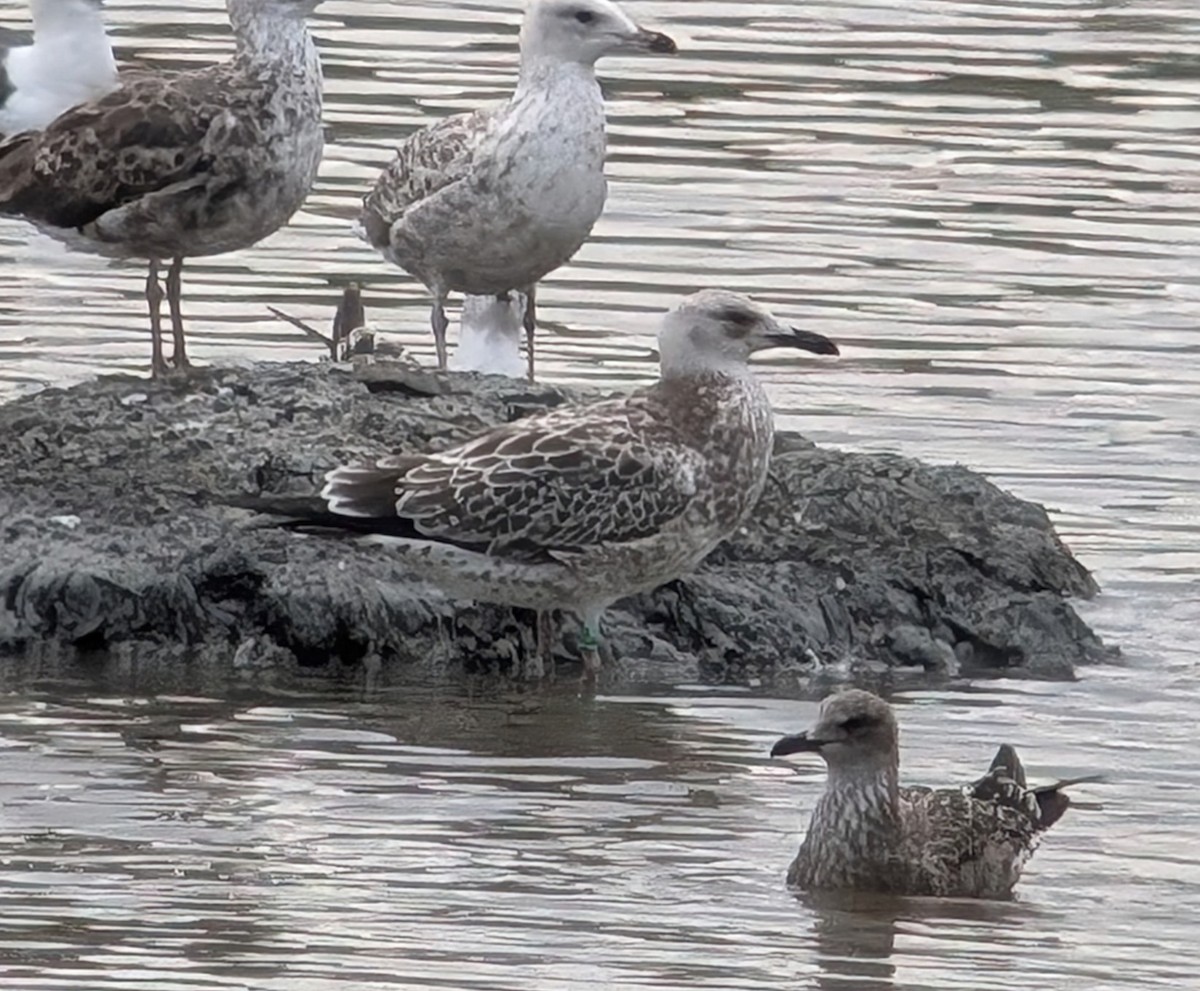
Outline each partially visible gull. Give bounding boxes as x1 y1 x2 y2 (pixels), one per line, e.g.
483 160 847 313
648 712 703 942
449 291 528 379
273 290 839 672
0 0 117 137
771 689 1101 899
358 0 676 378
0 0 327 377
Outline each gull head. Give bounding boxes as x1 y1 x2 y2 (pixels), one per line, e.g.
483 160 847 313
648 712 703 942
658 289 839 375
770 689 900 773
522 0 677 67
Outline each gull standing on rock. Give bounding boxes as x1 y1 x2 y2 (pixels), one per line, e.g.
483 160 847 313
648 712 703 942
0 0 117 137
271 290 838 673
771 689 1100 898
358 0 676 380
0 0 327 377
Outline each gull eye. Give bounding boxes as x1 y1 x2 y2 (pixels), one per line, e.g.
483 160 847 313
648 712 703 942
575 9 595 23
840 715 870 733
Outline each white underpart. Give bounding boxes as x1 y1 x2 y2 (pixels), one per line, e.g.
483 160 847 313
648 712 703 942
450 294 527 378
0 0 117 136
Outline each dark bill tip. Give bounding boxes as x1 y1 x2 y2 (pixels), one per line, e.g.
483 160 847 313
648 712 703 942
770 732 823 758
639 30 678 54
766 327 840 357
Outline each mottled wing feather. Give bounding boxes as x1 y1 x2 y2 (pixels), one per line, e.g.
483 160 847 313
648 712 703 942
0 65 233 228
359 106 496 249
900 784 1036 895
328 399 704 554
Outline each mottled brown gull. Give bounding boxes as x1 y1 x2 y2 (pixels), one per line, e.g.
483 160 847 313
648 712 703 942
0 0 326 377
269 290 839 672
357 0 676 377
0 0 117 137
771 689 1100 899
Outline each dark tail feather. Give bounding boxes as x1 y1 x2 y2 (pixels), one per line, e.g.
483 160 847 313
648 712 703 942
973 744 1101 832
221 494 493 551
987 743 1027 789
1032 773 1106 830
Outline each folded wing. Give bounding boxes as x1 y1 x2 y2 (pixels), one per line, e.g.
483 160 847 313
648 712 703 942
322 401 705 558
359 106 496 250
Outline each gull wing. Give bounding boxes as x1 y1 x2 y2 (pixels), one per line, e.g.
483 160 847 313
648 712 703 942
0 65 239 229
322 398 706 556
358 105 498 250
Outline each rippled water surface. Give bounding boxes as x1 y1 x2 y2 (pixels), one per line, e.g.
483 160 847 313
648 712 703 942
0 1 1197 988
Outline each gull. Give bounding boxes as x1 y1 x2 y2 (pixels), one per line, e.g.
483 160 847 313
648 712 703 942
0 0 117 137
0 0 327 377
770 689 1100 898
274 290 839 672
449 291 528 379
357 0 676 378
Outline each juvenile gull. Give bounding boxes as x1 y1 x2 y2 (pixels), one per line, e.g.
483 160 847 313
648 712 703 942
771 689 1100 899
358 0 676 378
273 290 838 671
0 0 326 377
0 0 117 137
449 291 528 379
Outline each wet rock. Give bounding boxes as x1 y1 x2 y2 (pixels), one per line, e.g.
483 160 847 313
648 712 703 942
0 361 1113 685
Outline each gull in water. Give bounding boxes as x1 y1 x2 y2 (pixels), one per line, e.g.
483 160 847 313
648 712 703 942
449 291 528 379
358 0 676 379
0 0 326 377
0 0 117 137
771 689 1100 899
272 290 839 672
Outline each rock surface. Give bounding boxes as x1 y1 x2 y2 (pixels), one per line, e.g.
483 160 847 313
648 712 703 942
0 361 1112 685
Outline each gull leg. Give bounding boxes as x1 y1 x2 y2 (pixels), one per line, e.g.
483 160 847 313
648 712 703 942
166 256 190 371
522 283 537 382
532 609 557 681
431 291 449 370
146 259 168 379
578 608 603 680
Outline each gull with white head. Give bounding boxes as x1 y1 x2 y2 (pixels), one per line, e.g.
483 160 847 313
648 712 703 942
771 689 1101 898
270 290 839 673
0 0 327 377
358 0 677 379
0 0 117 137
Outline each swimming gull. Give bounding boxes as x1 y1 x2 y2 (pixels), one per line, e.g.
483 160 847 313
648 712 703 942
270 290 839 672
771 689 1101 898
357 0 676 378
0 0 327 377
449 291 528 379
0 0 117 137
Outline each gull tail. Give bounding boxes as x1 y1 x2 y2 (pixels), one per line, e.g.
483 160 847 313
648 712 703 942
972 744 1102 832
222 492 430 542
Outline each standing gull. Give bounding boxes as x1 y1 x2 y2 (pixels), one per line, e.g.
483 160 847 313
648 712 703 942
358 0 676 379
771 689 1100 898
0 0 117 137
0 0 327 377
272 290 838 671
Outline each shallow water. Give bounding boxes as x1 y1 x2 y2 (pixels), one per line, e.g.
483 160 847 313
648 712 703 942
0 1 1197 988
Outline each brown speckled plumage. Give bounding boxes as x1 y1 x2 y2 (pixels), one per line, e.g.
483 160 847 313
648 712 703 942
772 690 1100 898
357 0 676 374
0 0 326 377
279 290 838 670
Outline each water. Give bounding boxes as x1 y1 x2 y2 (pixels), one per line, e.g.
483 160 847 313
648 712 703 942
0 0 1197 988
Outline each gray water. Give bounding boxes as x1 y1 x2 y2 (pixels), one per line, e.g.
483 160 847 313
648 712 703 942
0 1 1198 988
